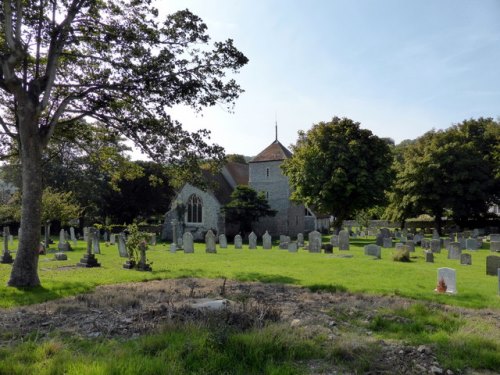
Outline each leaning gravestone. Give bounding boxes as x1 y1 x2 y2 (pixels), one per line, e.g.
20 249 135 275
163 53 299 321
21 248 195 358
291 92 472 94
262 231 272 249
486 255 500 276
425 251 434 263
436 268 457 293
448 243 461 260
234 234 242 249
297 233 304 247
490 241 500 252
308 231 322 253
219 234 228 249
338 230 350 250
430 239 441 253
330 235 339 247
205 230 216 253
364 244 381 259
117 234 128 257
382 237 393 249
248 232 257 249
460 253 472 266
183 232 194 254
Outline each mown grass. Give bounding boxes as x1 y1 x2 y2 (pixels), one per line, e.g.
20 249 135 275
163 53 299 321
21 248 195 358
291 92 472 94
1 237 499 309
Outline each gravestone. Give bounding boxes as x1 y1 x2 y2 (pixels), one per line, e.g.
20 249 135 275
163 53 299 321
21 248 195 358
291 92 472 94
308 230 322 253
436 268 457 293
54 252 67 261
219 234 228 249
8 234 13 246
58 229 69 251
171 219 178 249
110 234 116 245
406 240 415 252
375 233 384 246
297 233 304 247
425 251 434 263
430 239 441 253
83 227 89 242
77 232 100 268
136 242 152 271
103 232 109 243
465 238 478 250
262 231 272 249
364 244 381 259
380 228 391 238
117 234 128 257
486 255 500 276
92 230 100 254
0 227 13 264
288 242 298 252
443 238 451 250
248 232 257 249
490 234 500 242
382 237 393 248
205 230 216 253
359 231 366 238
490 242 500 252
413 233 423 245
448 243 461 260
330 235 339 247
150 233 157 246
279 235 290 249
338 230 350 250
460 253 472 266
458 238 466 250
432 230 440 240
234 234 242 249
70 227 76 242
183 232 194 253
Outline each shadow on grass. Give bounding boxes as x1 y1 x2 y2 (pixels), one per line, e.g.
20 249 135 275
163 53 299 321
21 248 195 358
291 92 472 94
308 283 348 293
234 272 299 284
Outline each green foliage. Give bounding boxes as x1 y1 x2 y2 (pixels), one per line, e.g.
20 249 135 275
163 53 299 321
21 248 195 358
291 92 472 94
125 224 150 264
225 154 248 164
223 185 277 233
282 117 393 229
392 249 411 262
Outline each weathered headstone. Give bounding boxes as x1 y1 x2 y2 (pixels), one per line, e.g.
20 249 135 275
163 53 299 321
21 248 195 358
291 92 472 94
92 230 100 254
432 230 440 240
425 251 434 263
248 232 257 249
183 232 194 253
171 219 178 249
103 231 109 243
413 233 423 245
308 230 322 253
58 229 67 251
490 234 500 242
490 241 500 252
364 244 381 259
136 242 152 271
8 234 13 246
382 237 393 248
70 227 76 241
430 239 441 253
406 240 415 252
150 233 157 246
458 237 466 250
443 238 451 250
330 235 339 247
436 268 457 293
234 234 242 249
375 233 384 246
279 235 290 249
465 238 478 250
288 242 298 252
110 233 116 245
117 233 128 257
83 227 89 242
297 233 304 247
486 255 500 276
338 230 350 251
262 231 272 249
205 230 216 253
395 243 404 251
460 253 472 266
77 232 100 267
54 252 67 261
380 228 391 238
448 242 461 260
219 234 228 249
0 227 13 264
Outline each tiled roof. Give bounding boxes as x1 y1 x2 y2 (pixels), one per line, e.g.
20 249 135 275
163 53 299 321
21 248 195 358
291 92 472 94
250 140 292 163
224 162 249 186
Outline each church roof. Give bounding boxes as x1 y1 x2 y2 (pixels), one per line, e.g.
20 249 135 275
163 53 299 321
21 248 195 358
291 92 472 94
199 162 249 204
224 162 249 186
250 140 292 163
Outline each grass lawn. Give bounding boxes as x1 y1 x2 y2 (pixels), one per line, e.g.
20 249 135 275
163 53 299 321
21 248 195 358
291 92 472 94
1 237 499 309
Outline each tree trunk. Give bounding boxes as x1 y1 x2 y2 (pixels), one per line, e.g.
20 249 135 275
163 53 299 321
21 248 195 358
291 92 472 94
434 209 443 237
8 114 43 287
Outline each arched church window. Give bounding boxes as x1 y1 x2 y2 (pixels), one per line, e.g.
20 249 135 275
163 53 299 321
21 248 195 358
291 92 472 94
187 195 203 223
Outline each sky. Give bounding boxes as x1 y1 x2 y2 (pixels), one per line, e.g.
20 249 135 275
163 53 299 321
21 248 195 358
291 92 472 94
148 0 500 158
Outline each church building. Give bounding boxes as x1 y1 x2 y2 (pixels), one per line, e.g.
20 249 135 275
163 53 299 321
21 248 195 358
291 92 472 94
162 137 329 241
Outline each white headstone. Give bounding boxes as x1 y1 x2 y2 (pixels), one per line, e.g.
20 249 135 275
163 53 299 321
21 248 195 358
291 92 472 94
437 268 457 293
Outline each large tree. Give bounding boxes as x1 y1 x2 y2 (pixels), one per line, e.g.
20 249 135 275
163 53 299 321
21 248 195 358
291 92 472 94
0 1 248 286
386 118 500 233
282 116 393 230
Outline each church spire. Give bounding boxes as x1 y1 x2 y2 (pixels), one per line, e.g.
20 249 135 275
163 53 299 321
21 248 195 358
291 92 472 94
275 113 278 142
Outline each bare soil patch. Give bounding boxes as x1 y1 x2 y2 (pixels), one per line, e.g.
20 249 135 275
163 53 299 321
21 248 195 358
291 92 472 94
0 278 498 374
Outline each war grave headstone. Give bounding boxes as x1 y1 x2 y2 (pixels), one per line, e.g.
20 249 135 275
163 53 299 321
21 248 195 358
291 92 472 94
92 230 101 254
219 234 228 249
248 232 257 249
288 242 298 252
382 237 393 248
0 227 13 264
77 232 100 268
364 244 381 259
430 239 441 253
338 230 350 250
447 243 461 260
297 233 304 247
117 233 128 257
425 251 434 263
330 235 339 247
308 231 322 253
436 268 457 293
486 255 500 276
183 232 194 253
262 231 272 249
205 230 216 253
234 234 242 249
460 253 472 266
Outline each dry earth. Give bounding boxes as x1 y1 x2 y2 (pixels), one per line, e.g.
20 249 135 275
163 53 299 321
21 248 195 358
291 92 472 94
0 278 499 375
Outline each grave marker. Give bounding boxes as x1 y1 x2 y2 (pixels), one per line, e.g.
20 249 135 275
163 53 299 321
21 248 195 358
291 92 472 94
486 255 500 276
205 230 216 253
364 244 381 259
338 230 350 250
219 234 228 249
308 230 322 253
262 231 272 249
248 232 257 249
436 268 457 293
234 234 242 249
183 232 194 253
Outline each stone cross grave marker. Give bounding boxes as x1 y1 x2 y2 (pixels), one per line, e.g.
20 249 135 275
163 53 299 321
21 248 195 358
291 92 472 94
262 231 272 249
117 233 128 257
248 232 257 249
308 230 322 253
436 268 457 294
364 244 381 259
205 230 216 253
219 234 228 249
183 232 194 253
338 230 350 250
486 255 500 276
234 234 242 249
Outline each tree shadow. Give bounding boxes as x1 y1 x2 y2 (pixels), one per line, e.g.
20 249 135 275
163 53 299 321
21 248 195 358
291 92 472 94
234 272 299 284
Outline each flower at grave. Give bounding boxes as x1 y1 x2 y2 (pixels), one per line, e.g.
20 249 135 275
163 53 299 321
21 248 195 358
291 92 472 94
436 278 447 293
